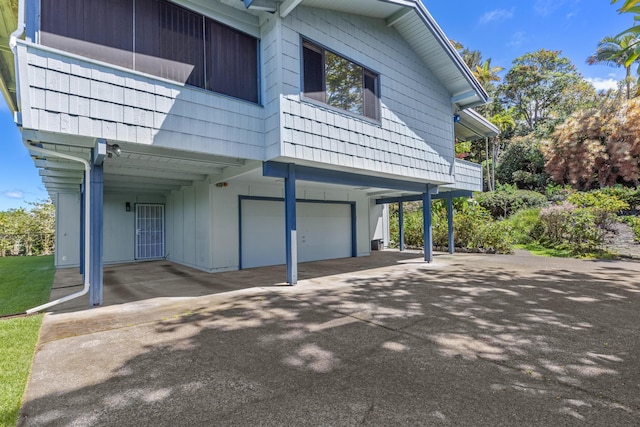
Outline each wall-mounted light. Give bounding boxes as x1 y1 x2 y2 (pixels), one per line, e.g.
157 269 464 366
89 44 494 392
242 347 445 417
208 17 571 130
215 182 229 187
125 202 131 212
106 143 121 158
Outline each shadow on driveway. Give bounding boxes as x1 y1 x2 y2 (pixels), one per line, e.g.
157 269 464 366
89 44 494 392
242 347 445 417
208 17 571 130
19 252 640 426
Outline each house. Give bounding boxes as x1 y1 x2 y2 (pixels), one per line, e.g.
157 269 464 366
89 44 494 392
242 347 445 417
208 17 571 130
0 0 498 308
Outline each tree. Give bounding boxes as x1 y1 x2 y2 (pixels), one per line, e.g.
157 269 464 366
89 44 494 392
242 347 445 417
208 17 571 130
544 96 640 190
499 49 593 136
0 200 55 256
474 59 503 88
587 34 639 99
485 111 516 191
496 135 549 192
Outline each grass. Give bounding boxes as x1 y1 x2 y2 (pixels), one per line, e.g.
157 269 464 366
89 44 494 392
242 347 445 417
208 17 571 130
0 315 43 427
0 256 55 316
0 255 54 427
516 243 618 260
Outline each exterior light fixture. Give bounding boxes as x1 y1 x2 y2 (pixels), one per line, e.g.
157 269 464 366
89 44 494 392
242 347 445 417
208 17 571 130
125 202 131 212
106 143 121 158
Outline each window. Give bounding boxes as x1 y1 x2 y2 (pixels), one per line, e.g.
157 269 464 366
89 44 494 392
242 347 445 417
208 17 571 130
41 0 134 69
302 40 379 120
40 0 259 103
135 0 205 88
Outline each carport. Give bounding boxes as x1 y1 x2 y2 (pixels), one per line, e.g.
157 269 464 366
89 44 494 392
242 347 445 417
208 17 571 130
45 250 428 313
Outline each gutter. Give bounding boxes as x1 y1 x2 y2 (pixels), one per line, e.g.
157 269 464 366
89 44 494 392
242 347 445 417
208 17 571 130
23 142 92 314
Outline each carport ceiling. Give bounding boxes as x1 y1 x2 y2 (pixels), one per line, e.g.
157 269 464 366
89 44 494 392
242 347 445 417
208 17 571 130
31 142 245 195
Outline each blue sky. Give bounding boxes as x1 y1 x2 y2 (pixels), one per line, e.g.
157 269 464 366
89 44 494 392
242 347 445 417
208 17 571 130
0 0 635 211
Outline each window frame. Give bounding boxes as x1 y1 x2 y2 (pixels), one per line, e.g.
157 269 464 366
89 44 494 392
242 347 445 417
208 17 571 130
301 38 381 122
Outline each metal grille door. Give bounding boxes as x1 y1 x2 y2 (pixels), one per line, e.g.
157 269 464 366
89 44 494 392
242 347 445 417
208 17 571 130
135 204 165 260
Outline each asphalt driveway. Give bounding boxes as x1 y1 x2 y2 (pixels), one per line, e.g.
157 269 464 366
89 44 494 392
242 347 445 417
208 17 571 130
18 251 640 426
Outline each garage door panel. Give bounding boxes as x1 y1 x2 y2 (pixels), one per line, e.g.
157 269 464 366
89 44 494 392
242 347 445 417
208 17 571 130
241 200 352 269
298 203 351 263
241 200 285 268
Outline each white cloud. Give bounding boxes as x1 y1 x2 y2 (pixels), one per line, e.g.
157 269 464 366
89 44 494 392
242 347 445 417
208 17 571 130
508 32 526 48
3 190 25 200
479 8 514 25
586 77 619 92
535 0 560 16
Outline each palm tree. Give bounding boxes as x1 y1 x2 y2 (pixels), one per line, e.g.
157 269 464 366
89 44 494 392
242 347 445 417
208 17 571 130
474 59 503 87
587 34 639 99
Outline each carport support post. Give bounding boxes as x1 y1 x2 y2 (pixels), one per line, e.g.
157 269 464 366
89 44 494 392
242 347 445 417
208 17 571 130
422 185 433 262
284 163 297 285
80 180 85 277
89 142 105 306
447 194 454 254
398 202 405 251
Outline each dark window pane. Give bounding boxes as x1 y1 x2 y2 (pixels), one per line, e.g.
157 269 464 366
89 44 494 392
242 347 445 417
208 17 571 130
135 0 204 87
364 70 379 120
303 43 324 102
325 51 363 115
41 0 133 68
206 20 258 103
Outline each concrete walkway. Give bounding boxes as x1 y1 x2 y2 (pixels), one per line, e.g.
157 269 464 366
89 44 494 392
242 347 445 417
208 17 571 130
19 251 640 426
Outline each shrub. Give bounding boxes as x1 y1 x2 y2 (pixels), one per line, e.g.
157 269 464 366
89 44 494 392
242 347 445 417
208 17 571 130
536 202 607 255
496 136 549 192
504 208 541 244
567 190 629 231
599 186 640 210
453 200 513 253
545 183 575 203
475 184 547 218
621 216 640 242
388 199 513 254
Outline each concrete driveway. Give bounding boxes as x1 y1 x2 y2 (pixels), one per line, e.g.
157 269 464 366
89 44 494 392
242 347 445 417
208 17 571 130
19 251 640 426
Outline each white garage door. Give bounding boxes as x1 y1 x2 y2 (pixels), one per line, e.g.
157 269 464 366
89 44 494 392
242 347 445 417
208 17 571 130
240 199 352 269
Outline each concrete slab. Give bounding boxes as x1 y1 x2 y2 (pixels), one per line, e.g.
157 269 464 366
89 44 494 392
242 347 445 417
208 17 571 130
18 251 640 426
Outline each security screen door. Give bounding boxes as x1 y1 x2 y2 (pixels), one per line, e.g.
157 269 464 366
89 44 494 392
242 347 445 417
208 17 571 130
135 204 165 259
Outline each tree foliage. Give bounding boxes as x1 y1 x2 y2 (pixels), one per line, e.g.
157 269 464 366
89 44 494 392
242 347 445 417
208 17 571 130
544 96 640 190
587 34 640 99
0 200 55 256
499 49 595 136
495 136 549 191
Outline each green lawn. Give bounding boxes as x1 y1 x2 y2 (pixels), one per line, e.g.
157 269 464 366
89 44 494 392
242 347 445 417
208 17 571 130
0 256 54 427
0 256 55 316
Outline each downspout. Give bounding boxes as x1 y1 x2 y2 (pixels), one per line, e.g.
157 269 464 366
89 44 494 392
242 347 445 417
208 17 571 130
23 141 92 314
10 0 93 313
9 0 25 108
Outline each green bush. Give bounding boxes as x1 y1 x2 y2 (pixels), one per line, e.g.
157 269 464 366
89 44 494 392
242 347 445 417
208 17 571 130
475 184 547 218
545 183 575 202
495 136 549 192
388 199 513 254
567 190 629 231
536 202 607 255
621 216 640 242
599 186 640 210
504 208 541 244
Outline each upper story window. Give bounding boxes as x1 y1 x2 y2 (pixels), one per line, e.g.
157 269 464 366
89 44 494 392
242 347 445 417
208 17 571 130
302 40 380 121
40 0 259 103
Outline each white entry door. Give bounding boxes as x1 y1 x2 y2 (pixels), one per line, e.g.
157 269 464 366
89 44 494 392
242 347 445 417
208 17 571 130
135 204 165 260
